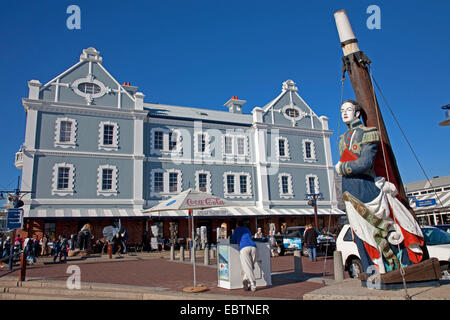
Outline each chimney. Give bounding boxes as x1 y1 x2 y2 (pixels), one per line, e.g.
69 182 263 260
224 96 246 114
28 80 42 99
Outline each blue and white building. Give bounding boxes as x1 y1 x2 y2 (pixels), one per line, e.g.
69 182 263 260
14 47 343 243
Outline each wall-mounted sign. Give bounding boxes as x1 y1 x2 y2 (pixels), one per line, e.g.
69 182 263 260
415 199 436 207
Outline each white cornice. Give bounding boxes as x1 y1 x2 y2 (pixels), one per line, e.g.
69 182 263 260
22 99 148 120
145 156 255 166
252 122 333 137
26 148 144 160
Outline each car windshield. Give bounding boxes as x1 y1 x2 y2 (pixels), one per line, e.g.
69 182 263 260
422 227 450 245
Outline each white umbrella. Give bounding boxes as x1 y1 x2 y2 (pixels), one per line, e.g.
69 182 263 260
143 188 234 292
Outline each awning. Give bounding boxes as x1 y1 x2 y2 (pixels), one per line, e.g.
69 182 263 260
146 206 345 218
25 208 146 219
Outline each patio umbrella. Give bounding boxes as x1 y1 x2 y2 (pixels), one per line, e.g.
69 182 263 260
143 188 234 292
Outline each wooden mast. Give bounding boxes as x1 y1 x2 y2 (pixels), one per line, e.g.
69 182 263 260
334 9 411 210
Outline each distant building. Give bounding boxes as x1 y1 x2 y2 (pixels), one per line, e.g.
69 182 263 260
14 47 343 243
439 104 450 126
405 175 450 226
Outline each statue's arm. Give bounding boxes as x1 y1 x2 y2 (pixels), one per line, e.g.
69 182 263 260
341 142 378 176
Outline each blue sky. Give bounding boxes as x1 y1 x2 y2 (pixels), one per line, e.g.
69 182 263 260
0 0 449 193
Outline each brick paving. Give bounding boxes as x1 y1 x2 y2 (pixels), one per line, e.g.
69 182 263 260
0 251 341 299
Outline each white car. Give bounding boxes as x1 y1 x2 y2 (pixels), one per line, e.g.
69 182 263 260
336 224 450 279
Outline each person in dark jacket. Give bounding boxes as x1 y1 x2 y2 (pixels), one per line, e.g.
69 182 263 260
304 224 318 261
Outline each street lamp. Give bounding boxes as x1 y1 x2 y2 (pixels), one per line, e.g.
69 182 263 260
305 193 324 230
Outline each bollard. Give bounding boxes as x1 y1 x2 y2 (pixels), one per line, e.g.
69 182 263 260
333 250 345 282
180 246 185 262
204 246 210 266
19 252 27 282
170 245 175 261
108 243 112 259
294 250 304 278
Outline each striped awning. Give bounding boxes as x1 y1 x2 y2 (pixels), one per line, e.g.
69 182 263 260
146 206 345 218
25 208 146 219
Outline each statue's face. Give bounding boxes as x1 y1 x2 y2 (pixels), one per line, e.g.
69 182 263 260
341 101 360 124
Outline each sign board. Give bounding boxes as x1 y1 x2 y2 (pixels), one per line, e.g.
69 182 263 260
7 208 24 230
218 245 229 281
415 199 436 207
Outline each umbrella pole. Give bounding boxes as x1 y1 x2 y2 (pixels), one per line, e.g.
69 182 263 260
191 209 197 287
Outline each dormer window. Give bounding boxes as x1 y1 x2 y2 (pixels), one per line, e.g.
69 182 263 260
78 82 101 95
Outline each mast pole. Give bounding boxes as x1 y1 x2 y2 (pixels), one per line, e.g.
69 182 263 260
334 9 411 210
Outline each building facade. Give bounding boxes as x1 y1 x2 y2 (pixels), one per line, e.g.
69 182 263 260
14 47 343 244
405 175 450 226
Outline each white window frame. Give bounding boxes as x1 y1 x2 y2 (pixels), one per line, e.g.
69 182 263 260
52 163 75 196
98 121 119 151
223 171 252 199
302 139 317 163
305 174 320 195
150 168 183 197
278 173 294 199
195 170 212 194
194 131 211 157
150 128 183 156
281 104 307 125
222 134 249 159
54 117 77 148
222 134 234 156
277 136 290 161
97 164 118 196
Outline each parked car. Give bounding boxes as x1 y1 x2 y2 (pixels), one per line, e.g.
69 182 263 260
433 224 450 234
274 226 335 256
336 224 450 279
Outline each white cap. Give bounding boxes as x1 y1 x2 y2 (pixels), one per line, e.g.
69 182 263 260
334 9 357 44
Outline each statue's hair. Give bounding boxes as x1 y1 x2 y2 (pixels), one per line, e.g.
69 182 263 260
342 99 362 114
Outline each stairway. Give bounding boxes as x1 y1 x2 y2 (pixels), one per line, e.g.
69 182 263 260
0 277 213 300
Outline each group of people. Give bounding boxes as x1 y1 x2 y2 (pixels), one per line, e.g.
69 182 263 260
0 234 43 269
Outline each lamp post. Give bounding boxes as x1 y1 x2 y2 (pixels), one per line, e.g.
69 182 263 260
305 193 324 230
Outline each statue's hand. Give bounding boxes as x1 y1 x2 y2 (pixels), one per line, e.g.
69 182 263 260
335 161 343 175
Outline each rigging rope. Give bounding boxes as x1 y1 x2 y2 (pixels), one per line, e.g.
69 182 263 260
370 71 446 211
368 64 411 300
321 74 346 278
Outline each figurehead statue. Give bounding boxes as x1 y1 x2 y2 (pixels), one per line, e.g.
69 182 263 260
336 100 424 275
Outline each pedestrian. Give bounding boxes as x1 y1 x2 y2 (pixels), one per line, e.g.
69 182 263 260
268 230 277 257
25 237 36 265
40 234 48 256
304 224 318 262
33 235 40 257
52 237 61 263
14 234 24 249
254 227 264 239
230 220 258 292
58 235 68 263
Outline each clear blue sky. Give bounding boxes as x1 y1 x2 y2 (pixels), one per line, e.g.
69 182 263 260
0 0 449 193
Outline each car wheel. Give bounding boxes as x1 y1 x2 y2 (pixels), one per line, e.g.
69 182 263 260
277 246 285 256
348 258 363 279
302 247 309 257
